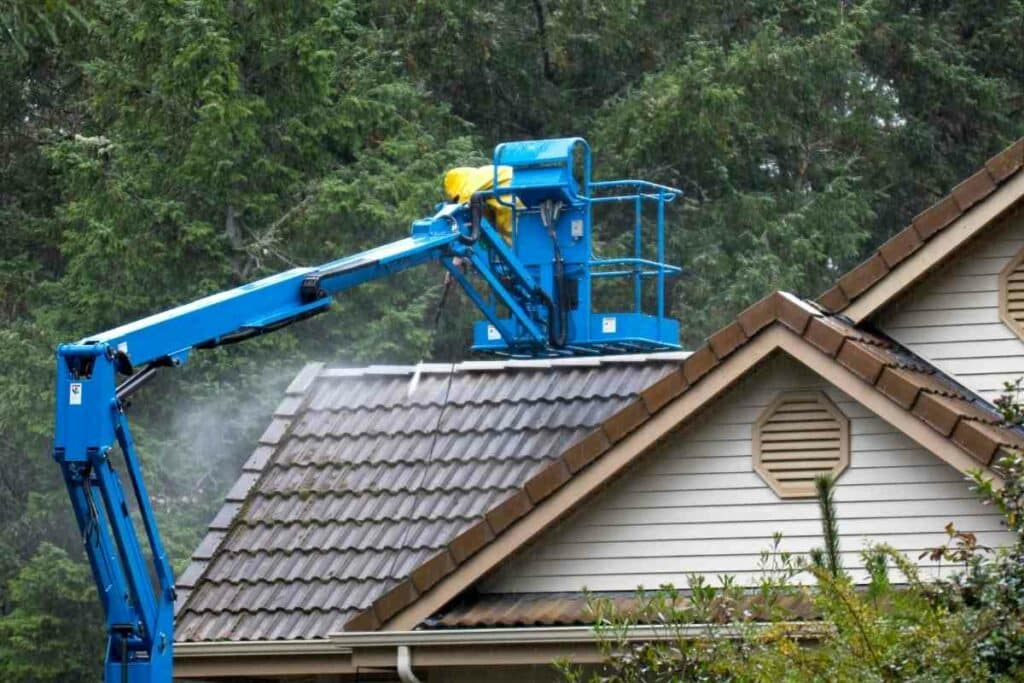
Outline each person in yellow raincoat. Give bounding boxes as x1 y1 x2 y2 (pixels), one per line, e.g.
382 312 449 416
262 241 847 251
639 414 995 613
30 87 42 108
442 165 518 243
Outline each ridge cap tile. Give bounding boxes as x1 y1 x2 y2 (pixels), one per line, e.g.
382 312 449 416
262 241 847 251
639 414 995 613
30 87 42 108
816 136 1024 312
286 362 325 395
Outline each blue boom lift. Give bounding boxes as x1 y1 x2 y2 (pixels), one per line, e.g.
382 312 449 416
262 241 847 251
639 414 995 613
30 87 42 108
53 138 682 681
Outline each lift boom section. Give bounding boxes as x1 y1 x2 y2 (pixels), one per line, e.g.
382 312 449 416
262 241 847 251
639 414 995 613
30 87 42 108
52 138 681 681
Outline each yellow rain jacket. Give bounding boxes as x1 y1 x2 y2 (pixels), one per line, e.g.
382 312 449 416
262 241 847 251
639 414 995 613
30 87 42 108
443 165 517 242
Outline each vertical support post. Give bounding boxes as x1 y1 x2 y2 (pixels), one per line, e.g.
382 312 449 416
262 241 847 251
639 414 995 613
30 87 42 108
657 187 666 335
113 411 175 604
633 193 642 314
89 443 159 647
61 464 137 628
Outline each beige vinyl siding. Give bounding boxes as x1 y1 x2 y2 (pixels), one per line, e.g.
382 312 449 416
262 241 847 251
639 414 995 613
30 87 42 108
481 355 1012 593
878 207 1024 400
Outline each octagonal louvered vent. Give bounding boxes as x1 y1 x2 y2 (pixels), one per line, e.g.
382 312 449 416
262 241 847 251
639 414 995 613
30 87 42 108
999 247 1024 339
752 391 850 499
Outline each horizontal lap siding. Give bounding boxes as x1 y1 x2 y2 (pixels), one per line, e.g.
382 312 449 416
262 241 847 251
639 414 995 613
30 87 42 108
880 210 1024 400
481 356 1012 594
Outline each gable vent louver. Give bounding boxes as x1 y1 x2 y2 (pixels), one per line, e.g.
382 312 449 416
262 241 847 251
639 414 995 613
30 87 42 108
752 391 850 499
999 247 1024 340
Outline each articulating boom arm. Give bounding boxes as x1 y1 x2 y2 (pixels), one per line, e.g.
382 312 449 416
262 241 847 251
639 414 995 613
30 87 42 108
53 138 682 681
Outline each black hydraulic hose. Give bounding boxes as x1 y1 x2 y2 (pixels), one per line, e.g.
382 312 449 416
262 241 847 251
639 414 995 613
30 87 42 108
121 634 128 683
544 213 568 347
194 308 324 350
550 246 568 347
461 193 485 245
537 287 560 347
115 357 174 401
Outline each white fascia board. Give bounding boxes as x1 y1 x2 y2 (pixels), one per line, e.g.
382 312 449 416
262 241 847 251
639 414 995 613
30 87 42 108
328 622 825 648
175 639 347 658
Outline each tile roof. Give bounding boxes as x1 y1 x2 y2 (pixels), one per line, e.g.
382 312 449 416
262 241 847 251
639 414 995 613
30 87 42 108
174 355 684 641
177 290 1024 643
818 137 1024 313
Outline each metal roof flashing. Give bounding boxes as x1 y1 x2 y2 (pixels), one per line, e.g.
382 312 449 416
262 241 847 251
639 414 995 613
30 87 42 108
317 351 692 379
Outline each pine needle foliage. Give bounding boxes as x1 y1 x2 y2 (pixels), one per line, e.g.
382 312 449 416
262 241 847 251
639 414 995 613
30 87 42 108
4 1 1024 677
810 473 844 580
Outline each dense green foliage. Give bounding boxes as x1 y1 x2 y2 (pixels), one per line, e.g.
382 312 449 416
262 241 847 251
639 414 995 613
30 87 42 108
559 453 1024 682
1 1 1023 678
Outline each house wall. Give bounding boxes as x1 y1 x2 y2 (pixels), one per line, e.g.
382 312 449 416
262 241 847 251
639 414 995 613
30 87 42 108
482 354 1012 593
429 665 575 683
878 207 1024 401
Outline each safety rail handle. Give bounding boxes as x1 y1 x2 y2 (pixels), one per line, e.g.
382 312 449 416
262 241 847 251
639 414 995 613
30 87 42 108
588 178 683 198
591 257 682 270
590 257 682 280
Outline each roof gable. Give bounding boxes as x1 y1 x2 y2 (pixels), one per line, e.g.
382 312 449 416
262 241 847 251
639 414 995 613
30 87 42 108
819 138 1024 322
479 352 1012 596
875 204 1024 401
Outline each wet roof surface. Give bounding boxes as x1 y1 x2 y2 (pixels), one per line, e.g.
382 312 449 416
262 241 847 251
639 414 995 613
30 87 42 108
175 355 682 641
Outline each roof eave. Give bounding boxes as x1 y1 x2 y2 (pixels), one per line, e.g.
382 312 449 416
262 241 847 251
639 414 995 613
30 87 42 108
818 138 1024 321
842 169 1024 324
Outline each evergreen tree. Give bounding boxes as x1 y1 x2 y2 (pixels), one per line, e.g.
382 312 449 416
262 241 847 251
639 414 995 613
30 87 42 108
2 2 1023 675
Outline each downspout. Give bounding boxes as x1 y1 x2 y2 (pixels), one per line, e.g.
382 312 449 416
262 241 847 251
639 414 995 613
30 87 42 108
397 645 422 683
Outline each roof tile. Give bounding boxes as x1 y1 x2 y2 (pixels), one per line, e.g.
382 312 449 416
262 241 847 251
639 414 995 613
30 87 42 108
344 608 381 632
836 340 889 384
804 317 848 356
911 195 962 239
602 400 650 443
683 346 718 384
430 592 817 629
177 356 679 641
708 322 747 359
775 292 818 334
524 459 572 504
985 138 1024 182
485 490 534 534
562 430 612 473
952 168 997 211
818 286 849 313
410 550 457 593
876 367 926 409
877 227 923 268
952 420 1006 465
640 368 687 413
815 136 1024 313
912 393 964 436
447 519 495 564
838 254 889 299
373 580 419 624
737 295 777 337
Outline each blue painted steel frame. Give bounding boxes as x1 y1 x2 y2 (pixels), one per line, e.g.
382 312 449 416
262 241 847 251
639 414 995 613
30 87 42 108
53 137 684 681
470 139 684 354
